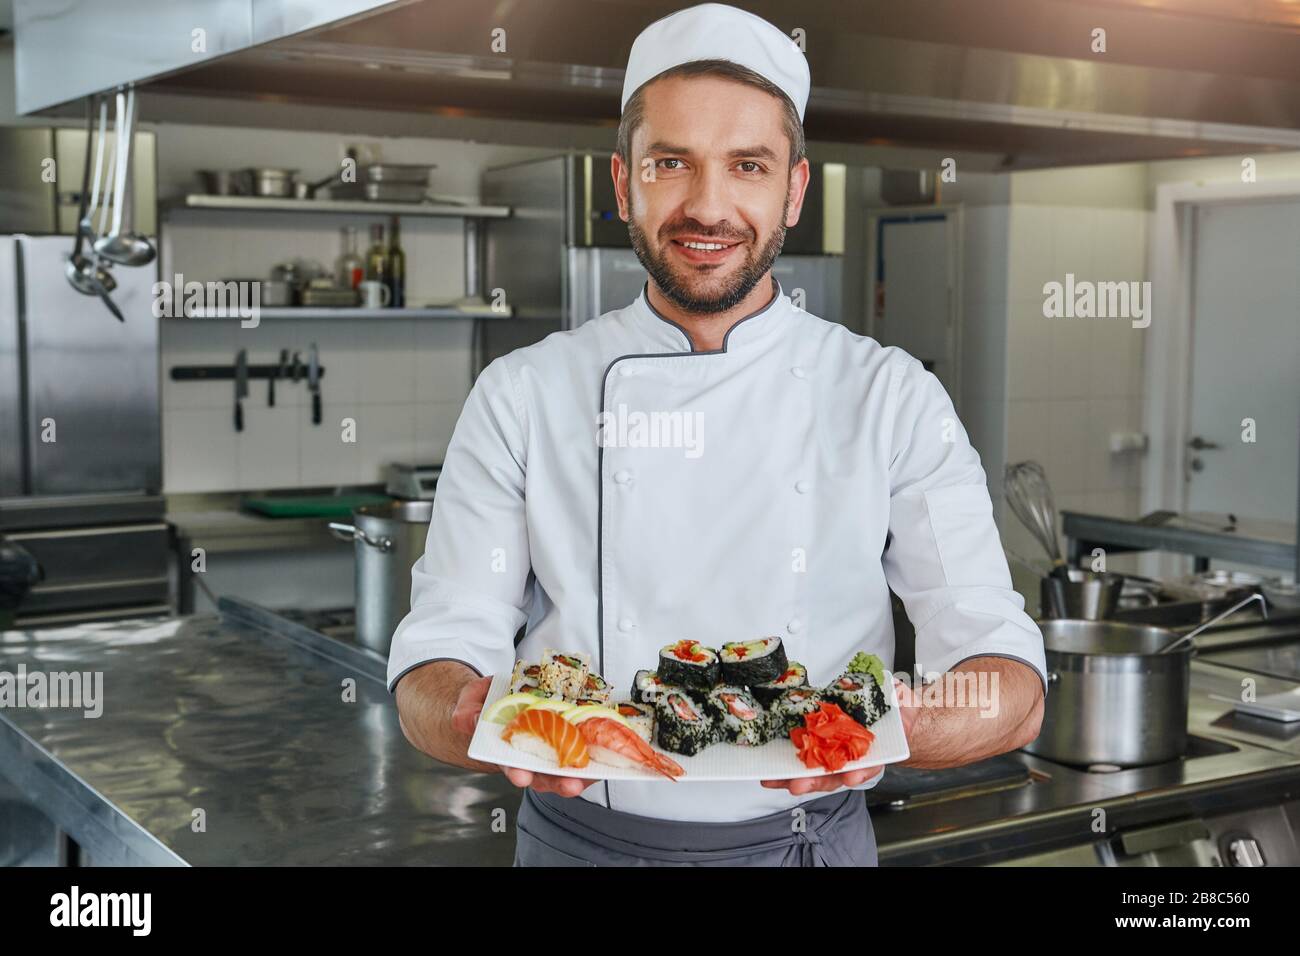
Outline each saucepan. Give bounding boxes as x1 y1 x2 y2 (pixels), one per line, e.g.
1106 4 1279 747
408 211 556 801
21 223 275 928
1039 568 1125 620
1026 594 1266 767
329 501 432 656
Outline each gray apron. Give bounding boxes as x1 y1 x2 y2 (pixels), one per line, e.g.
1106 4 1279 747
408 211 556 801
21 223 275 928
515 788 877 867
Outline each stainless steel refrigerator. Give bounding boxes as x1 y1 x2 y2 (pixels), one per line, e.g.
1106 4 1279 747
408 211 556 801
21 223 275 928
475 154 845 368
0 235 168 625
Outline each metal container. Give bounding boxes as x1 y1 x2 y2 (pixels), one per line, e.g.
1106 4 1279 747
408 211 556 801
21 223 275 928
198 169 245 196
1025 619 1192 767
245 167 298 198
1040 569 1125 619
364 163 435 184
329 500 431 656
259 279 294 307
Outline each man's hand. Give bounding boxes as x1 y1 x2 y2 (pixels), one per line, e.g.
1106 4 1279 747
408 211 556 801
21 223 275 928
450 676 596 798
760 764 883 795
893 657 1044 770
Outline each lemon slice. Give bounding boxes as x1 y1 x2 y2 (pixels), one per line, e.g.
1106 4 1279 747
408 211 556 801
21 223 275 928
482 693 545 725
524 697 577 715
566 704 631 728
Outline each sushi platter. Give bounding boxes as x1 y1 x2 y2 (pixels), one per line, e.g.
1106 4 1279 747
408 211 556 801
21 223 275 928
467 639 910 782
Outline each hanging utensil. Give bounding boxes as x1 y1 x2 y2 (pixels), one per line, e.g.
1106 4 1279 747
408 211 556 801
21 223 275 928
66 95 119 298
64 96 124 321
1004 461 1071 584
94 86 155 267
1158 592 1268 654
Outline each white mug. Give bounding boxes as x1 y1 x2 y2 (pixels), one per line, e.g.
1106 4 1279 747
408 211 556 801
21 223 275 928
360 280 391 308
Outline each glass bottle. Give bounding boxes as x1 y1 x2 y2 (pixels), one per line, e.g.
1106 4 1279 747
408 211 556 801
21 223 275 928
387 216 406 308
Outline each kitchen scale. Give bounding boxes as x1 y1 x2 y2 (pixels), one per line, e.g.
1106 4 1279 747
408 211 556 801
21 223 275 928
385 463 442 501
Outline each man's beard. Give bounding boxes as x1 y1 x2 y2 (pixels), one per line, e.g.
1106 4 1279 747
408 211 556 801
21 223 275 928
627 194 789 316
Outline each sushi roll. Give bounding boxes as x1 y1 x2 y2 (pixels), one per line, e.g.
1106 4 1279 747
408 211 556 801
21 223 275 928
613 700 655 743
654 690 715 756
718 637 787 686
752 661 809 706
823 671 890 727
705 686 770 746
580 671 612 704
538 649 590 699
657 640 720 691
770 687 825 737
510 660 540 693
631 669 675 704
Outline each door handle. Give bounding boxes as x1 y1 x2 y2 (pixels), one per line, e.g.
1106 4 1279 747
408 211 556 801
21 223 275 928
1187 436 1220 450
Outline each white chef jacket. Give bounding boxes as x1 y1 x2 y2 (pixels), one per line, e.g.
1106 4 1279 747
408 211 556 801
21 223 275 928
388 278 1047 823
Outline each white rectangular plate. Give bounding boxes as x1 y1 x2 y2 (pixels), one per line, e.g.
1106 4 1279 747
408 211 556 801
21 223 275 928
468 670 910 781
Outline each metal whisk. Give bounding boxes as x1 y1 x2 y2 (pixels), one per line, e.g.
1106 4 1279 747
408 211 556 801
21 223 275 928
1004 461 1070 581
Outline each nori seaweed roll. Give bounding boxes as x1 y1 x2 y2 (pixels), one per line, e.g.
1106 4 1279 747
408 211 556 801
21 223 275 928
770 687 825 737
751 661 809 706
654 690 715 756
657 640 720 690
614 700 655 742
718 637 787 686
631 669 675 704
705 685 770 746
823 671 890 727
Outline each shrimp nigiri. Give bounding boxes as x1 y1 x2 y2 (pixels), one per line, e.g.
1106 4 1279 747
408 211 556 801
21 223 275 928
501 707 590 768
578 717 684 781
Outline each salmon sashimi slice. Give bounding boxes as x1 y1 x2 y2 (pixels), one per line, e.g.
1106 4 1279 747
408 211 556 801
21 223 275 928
578 717 685 781
501 707 590 768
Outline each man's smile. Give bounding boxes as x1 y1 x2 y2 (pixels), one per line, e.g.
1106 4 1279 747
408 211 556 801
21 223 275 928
669 235 745 264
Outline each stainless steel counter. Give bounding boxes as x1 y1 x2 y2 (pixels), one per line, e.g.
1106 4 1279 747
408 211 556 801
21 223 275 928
4 600 1300 866
0 602 520 866
871 617 1300 865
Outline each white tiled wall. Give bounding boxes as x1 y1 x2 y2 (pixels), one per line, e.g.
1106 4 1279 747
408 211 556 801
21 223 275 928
161 317 473 491
946 166 1152 597
1000 188 1150 586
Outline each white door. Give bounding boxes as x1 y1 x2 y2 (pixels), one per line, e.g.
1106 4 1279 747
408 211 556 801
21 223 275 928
1186 200 1300 523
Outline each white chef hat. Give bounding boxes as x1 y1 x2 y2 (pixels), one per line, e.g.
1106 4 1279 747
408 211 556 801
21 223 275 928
621 2 810 121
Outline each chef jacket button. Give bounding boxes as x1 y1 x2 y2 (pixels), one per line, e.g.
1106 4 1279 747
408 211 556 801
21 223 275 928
618 618 635 633
614 469 633 485
787 619 804 634
795 480 811 494
791 366 806 378
619 365 636 377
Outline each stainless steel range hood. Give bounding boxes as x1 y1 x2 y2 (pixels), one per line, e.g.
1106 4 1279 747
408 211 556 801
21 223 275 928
14 0 1300 168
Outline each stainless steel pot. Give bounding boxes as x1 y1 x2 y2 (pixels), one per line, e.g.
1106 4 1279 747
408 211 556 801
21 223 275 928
329 500 432 656
245 167 299 198
1025 620 1193 767
1040 569 1125 619
1026 594 1266 767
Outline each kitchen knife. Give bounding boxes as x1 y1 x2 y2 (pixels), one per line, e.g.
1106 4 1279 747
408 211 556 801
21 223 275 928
307 343 321 425
269 348 288 406
234 348 248 431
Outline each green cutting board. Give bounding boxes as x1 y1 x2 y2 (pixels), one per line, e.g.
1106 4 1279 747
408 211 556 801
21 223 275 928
241 493 392 519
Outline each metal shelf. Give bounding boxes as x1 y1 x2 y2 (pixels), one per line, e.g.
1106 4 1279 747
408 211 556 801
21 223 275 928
163 194 512 219
1063 511 1297 572
170 306 510 321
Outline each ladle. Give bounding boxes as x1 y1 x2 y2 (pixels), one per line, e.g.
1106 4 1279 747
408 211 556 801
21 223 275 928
93 86 155 267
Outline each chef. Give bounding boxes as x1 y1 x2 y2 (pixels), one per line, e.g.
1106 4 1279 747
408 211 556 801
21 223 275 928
389 2 1046 866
